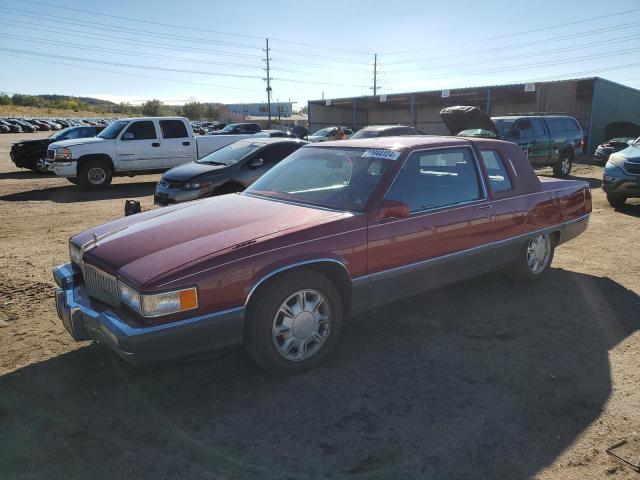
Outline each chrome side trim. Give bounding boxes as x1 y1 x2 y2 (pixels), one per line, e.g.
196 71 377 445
244 258 351 306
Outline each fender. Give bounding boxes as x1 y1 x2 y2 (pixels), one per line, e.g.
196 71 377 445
244 258 352 306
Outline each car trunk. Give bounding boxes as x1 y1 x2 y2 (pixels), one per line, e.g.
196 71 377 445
439 106 500 137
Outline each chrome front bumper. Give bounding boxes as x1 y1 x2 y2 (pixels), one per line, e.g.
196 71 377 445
53 263 245 364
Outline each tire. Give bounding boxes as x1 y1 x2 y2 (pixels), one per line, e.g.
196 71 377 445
78 159 113 189
607 195 627 209
507 232 555 282
552 154 572 177
244 269 344 374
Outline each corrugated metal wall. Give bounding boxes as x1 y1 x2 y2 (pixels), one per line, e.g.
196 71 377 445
589 78 640 153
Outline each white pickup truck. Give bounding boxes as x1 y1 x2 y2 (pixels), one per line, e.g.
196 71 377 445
47 117 261 188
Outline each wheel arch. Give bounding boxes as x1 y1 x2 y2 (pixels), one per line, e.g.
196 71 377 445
77 153 114 171
244 259 353 316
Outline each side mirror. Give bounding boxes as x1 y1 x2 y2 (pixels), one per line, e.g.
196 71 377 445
376 199 410 221
122 131 134 140
250 158 264 168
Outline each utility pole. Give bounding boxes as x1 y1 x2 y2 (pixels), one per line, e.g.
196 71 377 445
373 53 378 96
264 38 272 129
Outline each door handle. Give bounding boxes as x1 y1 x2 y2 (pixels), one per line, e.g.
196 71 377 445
152 142 160 147
477 204 492 210
182 141 190 146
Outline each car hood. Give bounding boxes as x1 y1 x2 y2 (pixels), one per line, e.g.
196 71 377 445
77 194 347 286
49 137 107 149
12 138 52 147
611 143 640 161
163 161 229 182
439 105 499 137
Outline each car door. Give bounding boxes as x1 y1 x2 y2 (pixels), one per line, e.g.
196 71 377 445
116 120 161 170
239 143 301 187
367 146 495 306
159 119 197 168
528 118 551 166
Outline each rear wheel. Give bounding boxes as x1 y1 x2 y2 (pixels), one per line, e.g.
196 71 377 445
244 269 343 374
607 195 627 209
78 160 112 189
552 154 572 177
507 233 555 282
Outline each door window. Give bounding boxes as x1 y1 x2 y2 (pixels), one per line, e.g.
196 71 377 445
160 120 188 139
514 119 534 139
123 121 157 140
530 118 547 138
385 148 483 213
260 143 302 164
480 150 513 193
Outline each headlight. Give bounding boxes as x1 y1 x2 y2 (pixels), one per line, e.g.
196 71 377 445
607 155 624 168
54 147 72 160
183 180 214 190
69 241 82 265
118 283 198 318
603 175 618 182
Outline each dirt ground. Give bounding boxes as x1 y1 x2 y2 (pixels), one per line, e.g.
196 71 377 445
0 131 638 479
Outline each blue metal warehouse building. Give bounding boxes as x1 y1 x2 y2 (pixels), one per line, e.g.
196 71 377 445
307 77 640 153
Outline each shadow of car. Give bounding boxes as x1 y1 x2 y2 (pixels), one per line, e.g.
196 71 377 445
0 269 637 478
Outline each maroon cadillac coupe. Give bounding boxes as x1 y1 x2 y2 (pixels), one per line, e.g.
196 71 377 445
54 136 591 373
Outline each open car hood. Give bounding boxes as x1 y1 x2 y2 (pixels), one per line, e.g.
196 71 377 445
439 105 499 137
604 121 640 141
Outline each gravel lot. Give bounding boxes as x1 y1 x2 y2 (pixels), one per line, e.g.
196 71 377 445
0 131 638 479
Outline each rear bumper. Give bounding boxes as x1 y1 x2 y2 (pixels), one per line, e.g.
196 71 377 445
53 263 245 364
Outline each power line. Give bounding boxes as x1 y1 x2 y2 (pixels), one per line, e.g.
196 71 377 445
3 8 264 50
0 19 263 59
383 21 640 65
0 32 265 71
0 52 263 93
383 6 640 55
385 33 640 74
16 0 374 56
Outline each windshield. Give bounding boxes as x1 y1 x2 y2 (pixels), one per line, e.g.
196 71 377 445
245 147 395 211
220 124 239 133
51 127 73 140
350 129 380 139
98 120 128 139
493 119 516 137
197 141 265 166
312 128 334 137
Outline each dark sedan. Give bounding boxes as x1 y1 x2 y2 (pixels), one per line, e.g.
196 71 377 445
10 125 104 172
594 137 634 165
155 138 306 205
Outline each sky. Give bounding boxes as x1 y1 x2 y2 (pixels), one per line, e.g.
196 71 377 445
1 0 640 109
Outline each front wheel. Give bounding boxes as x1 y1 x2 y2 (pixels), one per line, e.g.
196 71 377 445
244 269 343 374
552 155 572 177
607 195 627 209
78 160 113 190
507 233 555 282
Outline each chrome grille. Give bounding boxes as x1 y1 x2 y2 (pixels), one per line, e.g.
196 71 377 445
82 264 120 307
47 149 55 159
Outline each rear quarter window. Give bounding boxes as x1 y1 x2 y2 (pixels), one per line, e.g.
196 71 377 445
480 150 512 193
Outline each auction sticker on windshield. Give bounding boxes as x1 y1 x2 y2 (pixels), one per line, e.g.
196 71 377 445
361 149 401 160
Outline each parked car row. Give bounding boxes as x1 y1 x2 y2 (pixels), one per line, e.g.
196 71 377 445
1 117 112 134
